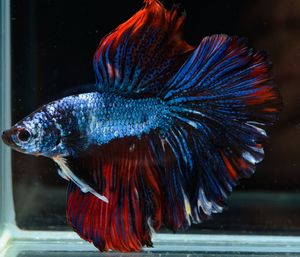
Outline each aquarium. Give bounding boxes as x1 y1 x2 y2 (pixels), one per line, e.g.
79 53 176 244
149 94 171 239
1 0 300 256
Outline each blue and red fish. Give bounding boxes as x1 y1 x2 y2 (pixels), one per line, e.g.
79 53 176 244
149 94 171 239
2 0 282 252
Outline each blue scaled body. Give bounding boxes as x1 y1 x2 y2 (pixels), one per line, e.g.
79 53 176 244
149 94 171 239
18 91 169 157
53 91 168 150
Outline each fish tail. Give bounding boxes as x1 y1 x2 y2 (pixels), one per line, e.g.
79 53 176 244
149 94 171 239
152 34 282 226
160 35 281 127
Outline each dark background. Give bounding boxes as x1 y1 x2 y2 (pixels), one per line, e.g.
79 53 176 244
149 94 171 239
11 0 300 231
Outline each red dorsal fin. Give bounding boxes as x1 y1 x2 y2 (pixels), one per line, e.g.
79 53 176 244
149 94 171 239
93 0 193 95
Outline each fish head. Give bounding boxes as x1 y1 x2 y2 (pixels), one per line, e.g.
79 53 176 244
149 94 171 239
1 108 62 157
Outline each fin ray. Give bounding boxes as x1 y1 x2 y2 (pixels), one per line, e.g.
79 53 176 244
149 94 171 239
156 35 282 222
65 137 162 252
93 0 193 95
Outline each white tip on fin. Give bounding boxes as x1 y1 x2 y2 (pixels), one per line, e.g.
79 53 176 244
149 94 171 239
53 156 109 203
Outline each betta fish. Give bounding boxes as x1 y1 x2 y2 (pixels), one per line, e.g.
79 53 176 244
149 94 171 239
1 0 282 252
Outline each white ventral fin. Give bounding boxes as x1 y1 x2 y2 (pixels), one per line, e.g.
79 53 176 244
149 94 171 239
53 156 109 203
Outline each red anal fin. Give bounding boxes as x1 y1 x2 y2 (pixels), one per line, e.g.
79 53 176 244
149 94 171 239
66 136 162 252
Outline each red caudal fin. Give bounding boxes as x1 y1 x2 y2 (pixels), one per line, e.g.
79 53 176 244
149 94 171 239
65 136 163 252
93 0 193 96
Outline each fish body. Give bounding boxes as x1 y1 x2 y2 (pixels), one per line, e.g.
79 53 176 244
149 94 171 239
2 0 282 252
7 92 168 157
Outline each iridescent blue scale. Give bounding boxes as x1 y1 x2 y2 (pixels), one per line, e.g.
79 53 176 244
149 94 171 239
45 91 168 155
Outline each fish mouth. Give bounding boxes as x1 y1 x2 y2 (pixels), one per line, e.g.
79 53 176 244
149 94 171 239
1 129 12 146
1 129 25 153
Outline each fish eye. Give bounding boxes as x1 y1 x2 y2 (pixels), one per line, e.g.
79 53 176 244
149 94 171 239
17 129 31 142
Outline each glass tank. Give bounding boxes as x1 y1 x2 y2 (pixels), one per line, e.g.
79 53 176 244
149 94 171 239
1 0 300 256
